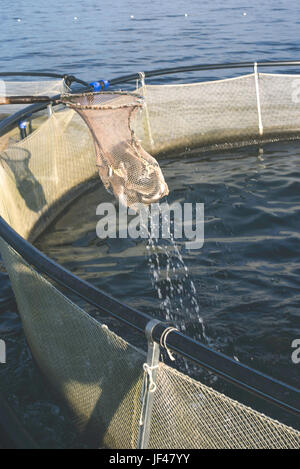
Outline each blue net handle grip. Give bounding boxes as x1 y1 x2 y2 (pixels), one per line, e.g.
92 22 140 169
18 120 28 130
89 80 109 91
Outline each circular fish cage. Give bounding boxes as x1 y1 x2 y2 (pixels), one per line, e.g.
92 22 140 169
0 62 299 449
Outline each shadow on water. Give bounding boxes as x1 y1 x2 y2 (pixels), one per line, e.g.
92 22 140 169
1 148 47 212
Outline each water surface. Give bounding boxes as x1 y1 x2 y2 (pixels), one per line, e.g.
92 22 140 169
1 0 300 447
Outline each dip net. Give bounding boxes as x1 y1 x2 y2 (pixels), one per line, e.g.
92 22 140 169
0 71 299 448
62 91 169 208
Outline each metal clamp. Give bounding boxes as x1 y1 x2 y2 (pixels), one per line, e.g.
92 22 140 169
137 319 161 449
160 326 178 362
18 120 28 139
63 75 75 88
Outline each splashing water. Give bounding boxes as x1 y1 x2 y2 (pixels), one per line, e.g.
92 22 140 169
145 208 211 346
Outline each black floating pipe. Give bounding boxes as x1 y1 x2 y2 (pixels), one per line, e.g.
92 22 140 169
0 73 92 138
2 60 300 136
0 72 69 79
0 96 51 105
0 216 299 418
0 72 89 89
108 60 300 86
0 217 152 334
0 391 39 449
152 323 300 418
0 99 60 140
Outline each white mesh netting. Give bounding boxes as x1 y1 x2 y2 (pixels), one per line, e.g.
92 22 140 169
135 73 300 154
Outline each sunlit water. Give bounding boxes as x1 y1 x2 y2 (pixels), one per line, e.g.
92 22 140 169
1 0 300 447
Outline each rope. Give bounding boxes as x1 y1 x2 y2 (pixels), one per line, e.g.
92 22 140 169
136 72 154 148
143 363 159 393
139 363 159 426
160 327 178 362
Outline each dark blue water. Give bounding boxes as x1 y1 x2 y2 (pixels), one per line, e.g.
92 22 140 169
1 0 300 80
1 0 300 448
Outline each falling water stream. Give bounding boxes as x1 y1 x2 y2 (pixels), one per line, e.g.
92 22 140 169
146 210 209 344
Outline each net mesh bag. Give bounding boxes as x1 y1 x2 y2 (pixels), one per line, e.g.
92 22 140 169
0 79 69 116
62 91 169 209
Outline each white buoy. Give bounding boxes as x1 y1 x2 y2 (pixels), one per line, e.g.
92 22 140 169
17 18 21 22
243 12 247 16
74 16 78 21
130 15 134 19
184 13 188 17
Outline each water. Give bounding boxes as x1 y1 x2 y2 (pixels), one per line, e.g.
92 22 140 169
1 0 300 447
146 227 209 344
36 143 300 390
1 0 300 81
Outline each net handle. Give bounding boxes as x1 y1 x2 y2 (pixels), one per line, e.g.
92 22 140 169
0 96 53 105
0 91 144 109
